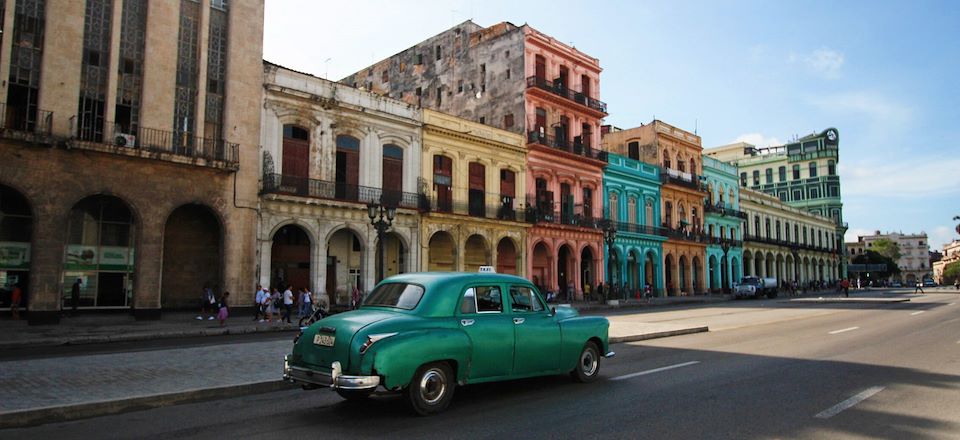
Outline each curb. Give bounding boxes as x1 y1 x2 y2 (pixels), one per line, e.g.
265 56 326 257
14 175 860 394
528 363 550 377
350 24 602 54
0 324 301 351
0 380 296 430
784 298 911 304
610 326 709 343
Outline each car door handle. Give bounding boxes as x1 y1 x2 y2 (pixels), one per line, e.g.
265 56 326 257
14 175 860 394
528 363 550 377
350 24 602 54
513 317 525 325
460 319 475 326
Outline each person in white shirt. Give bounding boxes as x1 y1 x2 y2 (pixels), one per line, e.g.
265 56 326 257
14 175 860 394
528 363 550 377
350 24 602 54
282 286 295 323
299 288 312 318
253 284 266 322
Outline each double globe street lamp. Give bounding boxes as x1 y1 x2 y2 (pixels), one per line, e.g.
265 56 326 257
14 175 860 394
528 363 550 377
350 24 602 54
367 202 397 283
601 219 618 300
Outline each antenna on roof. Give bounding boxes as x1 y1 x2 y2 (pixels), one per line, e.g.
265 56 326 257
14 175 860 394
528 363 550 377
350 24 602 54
695 118 698 135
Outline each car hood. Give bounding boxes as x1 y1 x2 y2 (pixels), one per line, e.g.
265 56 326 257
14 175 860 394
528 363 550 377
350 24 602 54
292 308 411 372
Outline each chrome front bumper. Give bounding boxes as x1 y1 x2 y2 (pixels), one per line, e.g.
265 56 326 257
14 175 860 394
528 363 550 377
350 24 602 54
283 355 380 390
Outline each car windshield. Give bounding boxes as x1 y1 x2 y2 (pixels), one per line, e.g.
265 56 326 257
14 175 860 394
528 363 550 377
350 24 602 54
740 277 760 286
362 283 425 310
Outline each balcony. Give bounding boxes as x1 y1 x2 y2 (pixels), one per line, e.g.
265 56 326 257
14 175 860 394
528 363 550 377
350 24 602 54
422 195 529 223
609 220 669 237
660 224 712 244
526 131 608 162
525 76 608 114
71 121 240 169
262 174 425 210
703 201 748 220
660 169 705 192
525 198 600 229
0 103 53 140
742 234 836 254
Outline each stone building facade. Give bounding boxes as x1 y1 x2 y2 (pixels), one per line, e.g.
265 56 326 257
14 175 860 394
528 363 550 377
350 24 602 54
419 110 529 276
933 240 960 285
740 188 839 285
341 20 609 299
705 128 847 277
0 0 264 324
259 63 422 306
701 156 745 292
849 231 931 284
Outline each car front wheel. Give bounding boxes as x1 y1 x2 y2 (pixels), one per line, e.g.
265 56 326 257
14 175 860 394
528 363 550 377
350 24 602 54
405 362 455 416
572 341 601 383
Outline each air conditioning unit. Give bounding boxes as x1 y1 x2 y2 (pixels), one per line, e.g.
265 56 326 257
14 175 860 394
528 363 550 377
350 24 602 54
115 133 136 147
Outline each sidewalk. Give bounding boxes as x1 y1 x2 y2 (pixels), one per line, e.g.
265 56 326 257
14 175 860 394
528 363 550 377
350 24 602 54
0 309 710 428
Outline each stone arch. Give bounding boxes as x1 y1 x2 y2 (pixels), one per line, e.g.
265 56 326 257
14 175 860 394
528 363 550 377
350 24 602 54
708 254 719 291
742 250 753 276
427 230 456 272
63 194 139 309
0 183 34 311
495 236 519 275
376 231 407 281
531 240 552 292
270 223 313 294
463 234 491 273
326 227 365 302
692 256 702 294
161 203 224 308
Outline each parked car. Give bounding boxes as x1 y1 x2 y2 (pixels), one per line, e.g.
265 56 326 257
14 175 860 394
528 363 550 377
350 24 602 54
922 279 937 287
890 281 903 288
283 272 613 415
734 276 779 299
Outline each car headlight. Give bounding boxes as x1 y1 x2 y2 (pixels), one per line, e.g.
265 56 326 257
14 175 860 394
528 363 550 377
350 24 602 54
359 332 398 354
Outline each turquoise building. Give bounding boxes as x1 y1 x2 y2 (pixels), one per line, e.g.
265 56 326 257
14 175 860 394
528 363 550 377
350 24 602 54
602 153 666 298
702 156 745 291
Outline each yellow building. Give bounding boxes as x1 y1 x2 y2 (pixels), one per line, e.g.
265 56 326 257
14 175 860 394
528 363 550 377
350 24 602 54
420 110 530 275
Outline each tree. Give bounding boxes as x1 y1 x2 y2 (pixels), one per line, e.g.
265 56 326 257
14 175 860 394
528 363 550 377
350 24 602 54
870 238 902 265
852 250 900 280
943 261 960 285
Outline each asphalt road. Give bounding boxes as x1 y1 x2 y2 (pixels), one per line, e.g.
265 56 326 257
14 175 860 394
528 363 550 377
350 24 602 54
6 293 959 439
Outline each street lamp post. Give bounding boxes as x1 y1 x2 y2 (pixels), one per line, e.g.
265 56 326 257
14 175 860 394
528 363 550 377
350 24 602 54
721 240 731 294
367 202 397 284
602 219 617 300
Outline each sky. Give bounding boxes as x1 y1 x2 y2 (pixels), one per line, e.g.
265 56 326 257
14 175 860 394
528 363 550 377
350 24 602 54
263 0 960 250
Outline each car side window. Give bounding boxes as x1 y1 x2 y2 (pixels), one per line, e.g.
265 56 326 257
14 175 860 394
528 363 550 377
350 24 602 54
460 288 477 314
473 286 502 313
509 286 544 313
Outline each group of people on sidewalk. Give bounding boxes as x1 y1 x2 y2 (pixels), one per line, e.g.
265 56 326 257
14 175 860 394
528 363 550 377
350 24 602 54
250 284 329 324
195 284 231 326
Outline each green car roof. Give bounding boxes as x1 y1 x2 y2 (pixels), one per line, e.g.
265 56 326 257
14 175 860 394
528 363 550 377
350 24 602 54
376 272 534 317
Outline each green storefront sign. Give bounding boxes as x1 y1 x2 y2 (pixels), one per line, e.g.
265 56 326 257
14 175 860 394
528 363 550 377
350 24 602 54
64 245 135 271
0 242 31 270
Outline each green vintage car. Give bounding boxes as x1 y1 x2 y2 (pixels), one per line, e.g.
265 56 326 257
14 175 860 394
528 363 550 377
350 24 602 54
283 272 613 415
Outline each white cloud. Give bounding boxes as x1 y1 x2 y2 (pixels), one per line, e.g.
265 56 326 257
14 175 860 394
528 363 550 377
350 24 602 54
839 157 960 198
789 47 845 79
731 133 784 148
928 225 960 251
807 91 913 125
844 227 876 243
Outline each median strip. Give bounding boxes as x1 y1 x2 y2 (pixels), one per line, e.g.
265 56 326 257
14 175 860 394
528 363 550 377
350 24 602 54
828 327 859 335
814 386 885 419
610 361 700 381
910 311 925 316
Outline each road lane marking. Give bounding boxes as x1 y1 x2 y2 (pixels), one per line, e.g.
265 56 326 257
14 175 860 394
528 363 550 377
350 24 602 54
610 361 700 381
910 311 925 316
815 386 885 419
829 327 859 335
948 303 955 306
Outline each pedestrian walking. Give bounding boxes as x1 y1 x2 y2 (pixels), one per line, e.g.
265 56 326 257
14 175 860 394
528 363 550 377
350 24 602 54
10 283 22 320
299 287 312 318
595 282 604 303
282 285 294 323
265 288 280 323
954 279 959 291
197 284 217 320
841 278 850 298
253 284 265 321
217 292 230 327
71 278 82 313
351 285 361 309
914 281 925 294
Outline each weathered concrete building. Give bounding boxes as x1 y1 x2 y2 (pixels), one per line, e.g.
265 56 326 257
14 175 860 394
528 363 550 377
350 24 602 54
0 0 264 324
260 62 422 305
848 231 931 284
342 20 609 299
420 109 529 276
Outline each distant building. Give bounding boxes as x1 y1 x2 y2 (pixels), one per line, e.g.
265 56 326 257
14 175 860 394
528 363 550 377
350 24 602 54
932 240 960 284
850 231 931 284
705 128 847 277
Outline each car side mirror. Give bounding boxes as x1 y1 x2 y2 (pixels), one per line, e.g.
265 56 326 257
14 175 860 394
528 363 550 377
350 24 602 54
550 306 557 316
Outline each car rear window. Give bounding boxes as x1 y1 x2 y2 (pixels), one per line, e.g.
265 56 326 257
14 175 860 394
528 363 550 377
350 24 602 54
363 283 425 310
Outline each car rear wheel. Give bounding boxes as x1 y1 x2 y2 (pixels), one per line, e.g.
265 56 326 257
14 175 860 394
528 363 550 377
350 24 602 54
571 341 601 383
405 362 455 416
336 388 373 401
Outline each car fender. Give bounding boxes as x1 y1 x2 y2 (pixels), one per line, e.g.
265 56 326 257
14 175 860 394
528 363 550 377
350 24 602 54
360 328 472 390
557 316 610 371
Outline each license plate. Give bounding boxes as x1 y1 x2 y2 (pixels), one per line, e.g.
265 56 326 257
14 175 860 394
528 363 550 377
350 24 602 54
313 334 335 347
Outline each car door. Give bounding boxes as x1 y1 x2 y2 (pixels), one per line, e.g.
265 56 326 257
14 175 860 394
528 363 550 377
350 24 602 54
508 284 561 376
457 284 515 380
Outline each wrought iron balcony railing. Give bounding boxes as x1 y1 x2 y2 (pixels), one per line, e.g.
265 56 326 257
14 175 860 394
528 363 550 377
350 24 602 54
703 201 748 220
526 131 608 162
742 234 836 254
660 169 705 192
524 200 601 229
608 220 669 237
0 103 53 137
71 120 239 166
262 174 425 210
525 76 608 114
421 195 529 222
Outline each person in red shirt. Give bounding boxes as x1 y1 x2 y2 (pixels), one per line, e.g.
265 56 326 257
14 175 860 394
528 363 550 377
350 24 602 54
10 283 22 320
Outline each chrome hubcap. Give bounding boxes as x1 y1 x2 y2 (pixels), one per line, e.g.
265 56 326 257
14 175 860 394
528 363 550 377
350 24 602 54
419 368 446 404
580 348 598 376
